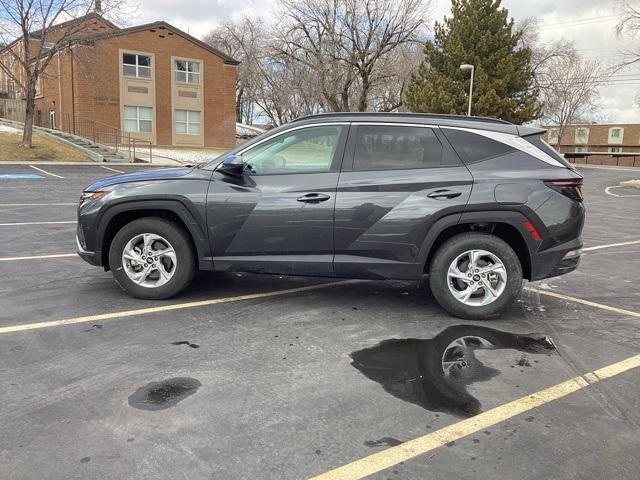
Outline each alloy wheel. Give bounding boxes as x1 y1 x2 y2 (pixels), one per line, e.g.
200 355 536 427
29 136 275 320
122 233 177 288
447 249 507 307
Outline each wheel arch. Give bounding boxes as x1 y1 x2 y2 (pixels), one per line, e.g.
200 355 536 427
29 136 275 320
420 211 534 280
96 200 211 271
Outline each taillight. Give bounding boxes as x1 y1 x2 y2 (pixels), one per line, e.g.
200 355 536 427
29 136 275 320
544 179 583 202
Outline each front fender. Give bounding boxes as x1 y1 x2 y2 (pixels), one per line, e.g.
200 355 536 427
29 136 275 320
94 198 212 271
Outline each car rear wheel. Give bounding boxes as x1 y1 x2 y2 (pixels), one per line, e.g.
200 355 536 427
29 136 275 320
109 217 196 300
429 233 523 320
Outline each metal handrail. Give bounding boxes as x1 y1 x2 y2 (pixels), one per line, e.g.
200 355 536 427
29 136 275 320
57 113 152 163
0 103 153 163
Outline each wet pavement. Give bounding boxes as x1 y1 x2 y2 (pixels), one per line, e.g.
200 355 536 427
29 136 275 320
0 163 639 479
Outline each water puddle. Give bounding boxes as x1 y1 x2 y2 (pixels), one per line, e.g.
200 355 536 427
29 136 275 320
351 325 556 417
128 377 201 411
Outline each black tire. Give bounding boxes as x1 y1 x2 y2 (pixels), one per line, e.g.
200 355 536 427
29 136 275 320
428 233 523 320
109 217 196 300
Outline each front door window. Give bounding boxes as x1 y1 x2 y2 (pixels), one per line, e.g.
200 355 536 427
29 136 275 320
241 125 344 175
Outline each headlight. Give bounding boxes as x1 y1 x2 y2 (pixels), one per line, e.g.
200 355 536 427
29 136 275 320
80 191 107 204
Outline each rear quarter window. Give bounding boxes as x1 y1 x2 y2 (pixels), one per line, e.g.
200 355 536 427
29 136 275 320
523 135 573 169
442 128 515 164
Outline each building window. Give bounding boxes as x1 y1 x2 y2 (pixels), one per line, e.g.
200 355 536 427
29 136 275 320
575 127 589 144
608 127 624 144
547 128 559 145
609 147 622 153
175 60 200 84
175 110 201 135
123 53 151 78
124 106 152 133
574 146 588 153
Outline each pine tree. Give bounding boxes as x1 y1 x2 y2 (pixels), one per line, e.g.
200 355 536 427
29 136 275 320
405 0 540 123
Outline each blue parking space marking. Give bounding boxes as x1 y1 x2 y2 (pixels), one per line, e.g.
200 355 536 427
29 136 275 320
0 173 45 180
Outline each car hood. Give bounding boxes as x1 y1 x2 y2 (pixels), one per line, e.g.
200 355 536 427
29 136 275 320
86 167 194 191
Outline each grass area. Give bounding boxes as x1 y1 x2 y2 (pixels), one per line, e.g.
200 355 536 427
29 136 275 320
0 132 91 162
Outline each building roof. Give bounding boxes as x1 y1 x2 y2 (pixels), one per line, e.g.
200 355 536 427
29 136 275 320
89 21 240 65
29 12 120 38
1 14 239 66
0 12 118 54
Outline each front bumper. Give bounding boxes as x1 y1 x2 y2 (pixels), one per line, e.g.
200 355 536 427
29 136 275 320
76 232 100 266
530 237 582 281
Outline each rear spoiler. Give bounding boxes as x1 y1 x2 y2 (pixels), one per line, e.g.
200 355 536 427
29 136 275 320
517 126 546 137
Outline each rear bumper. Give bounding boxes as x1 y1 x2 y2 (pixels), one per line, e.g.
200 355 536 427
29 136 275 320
530 237 582 281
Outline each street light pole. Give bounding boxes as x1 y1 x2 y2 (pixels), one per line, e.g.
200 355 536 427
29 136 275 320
460 64 474 116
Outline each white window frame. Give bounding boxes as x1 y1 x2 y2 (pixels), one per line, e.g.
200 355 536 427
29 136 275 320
174 60 200 84
175 109 201 135
608 127 624 144
123 53 151 78
609 146 622 153
574 146 588 153
575 127 589 145
547 128 559 145
124 106 153 133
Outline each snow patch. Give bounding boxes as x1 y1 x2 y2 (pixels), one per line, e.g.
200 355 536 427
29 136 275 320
0 124 20 134
152 148 226 164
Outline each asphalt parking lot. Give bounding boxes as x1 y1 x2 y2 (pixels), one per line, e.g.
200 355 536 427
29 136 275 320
1 162 639 480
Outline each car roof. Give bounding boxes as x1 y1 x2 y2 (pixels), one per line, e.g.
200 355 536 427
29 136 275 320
289 112 520 134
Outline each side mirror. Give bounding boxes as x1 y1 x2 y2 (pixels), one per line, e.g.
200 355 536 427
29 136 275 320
217 154 244 175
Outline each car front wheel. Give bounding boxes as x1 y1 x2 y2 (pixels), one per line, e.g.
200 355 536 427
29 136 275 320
109 217 196 300
429 233 523 320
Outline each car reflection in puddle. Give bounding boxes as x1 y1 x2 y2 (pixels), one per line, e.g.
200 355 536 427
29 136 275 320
350 325 557 417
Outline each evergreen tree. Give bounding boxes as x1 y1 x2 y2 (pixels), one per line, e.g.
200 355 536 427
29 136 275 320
405 0 540 123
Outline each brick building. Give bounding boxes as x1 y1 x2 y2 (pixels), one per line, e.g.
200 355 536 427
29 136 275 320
543 123 640 154
0 13 238 148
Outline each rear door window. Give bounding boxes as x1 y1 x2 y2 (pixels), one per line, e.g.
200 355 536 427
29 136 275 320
352 125 445 171
442 128 515 164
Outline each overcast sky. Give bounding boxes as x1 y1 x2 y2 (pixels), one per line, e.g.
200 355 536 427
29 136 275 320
132 0 640 123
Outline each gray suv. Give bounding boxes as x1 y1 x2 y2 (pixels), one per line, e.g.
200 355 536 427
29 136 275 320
77 113 584 319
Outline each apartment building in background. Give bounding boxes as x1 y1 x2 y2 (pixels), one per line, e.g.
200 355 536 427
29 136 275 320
543 123 640 154
0 12 238 147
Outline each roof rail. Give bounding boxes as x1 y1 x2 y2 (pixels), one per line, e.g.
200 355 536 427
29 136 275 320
289 112 512 125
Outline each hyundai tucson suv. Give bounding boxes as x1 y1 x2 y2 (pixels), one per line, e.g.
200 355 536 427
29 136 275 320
77 113 584 319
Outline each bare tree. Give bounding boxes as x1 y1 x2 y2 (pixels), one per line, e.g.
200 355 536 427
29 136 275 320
537 51 609 143
514 15 607 141
614 0 640 69
367 43 422 112
515 16 576 90
205 17 266 124
0 0 124 147
274 0 430 112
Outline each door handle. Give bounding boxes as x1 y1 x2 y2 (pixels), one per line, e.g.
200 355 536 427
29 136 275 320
427 190 462 200
297 193 331 203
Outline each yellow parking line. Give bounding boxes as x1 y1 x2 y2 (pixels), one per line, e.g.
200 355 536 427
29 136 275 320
311 289 640 480
582 239 640 252
29 165 64 178
0 221 76 226
0 253 76 262
310 354 640 480
0 280 359 335
604 185 640 197
525 287 640 318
